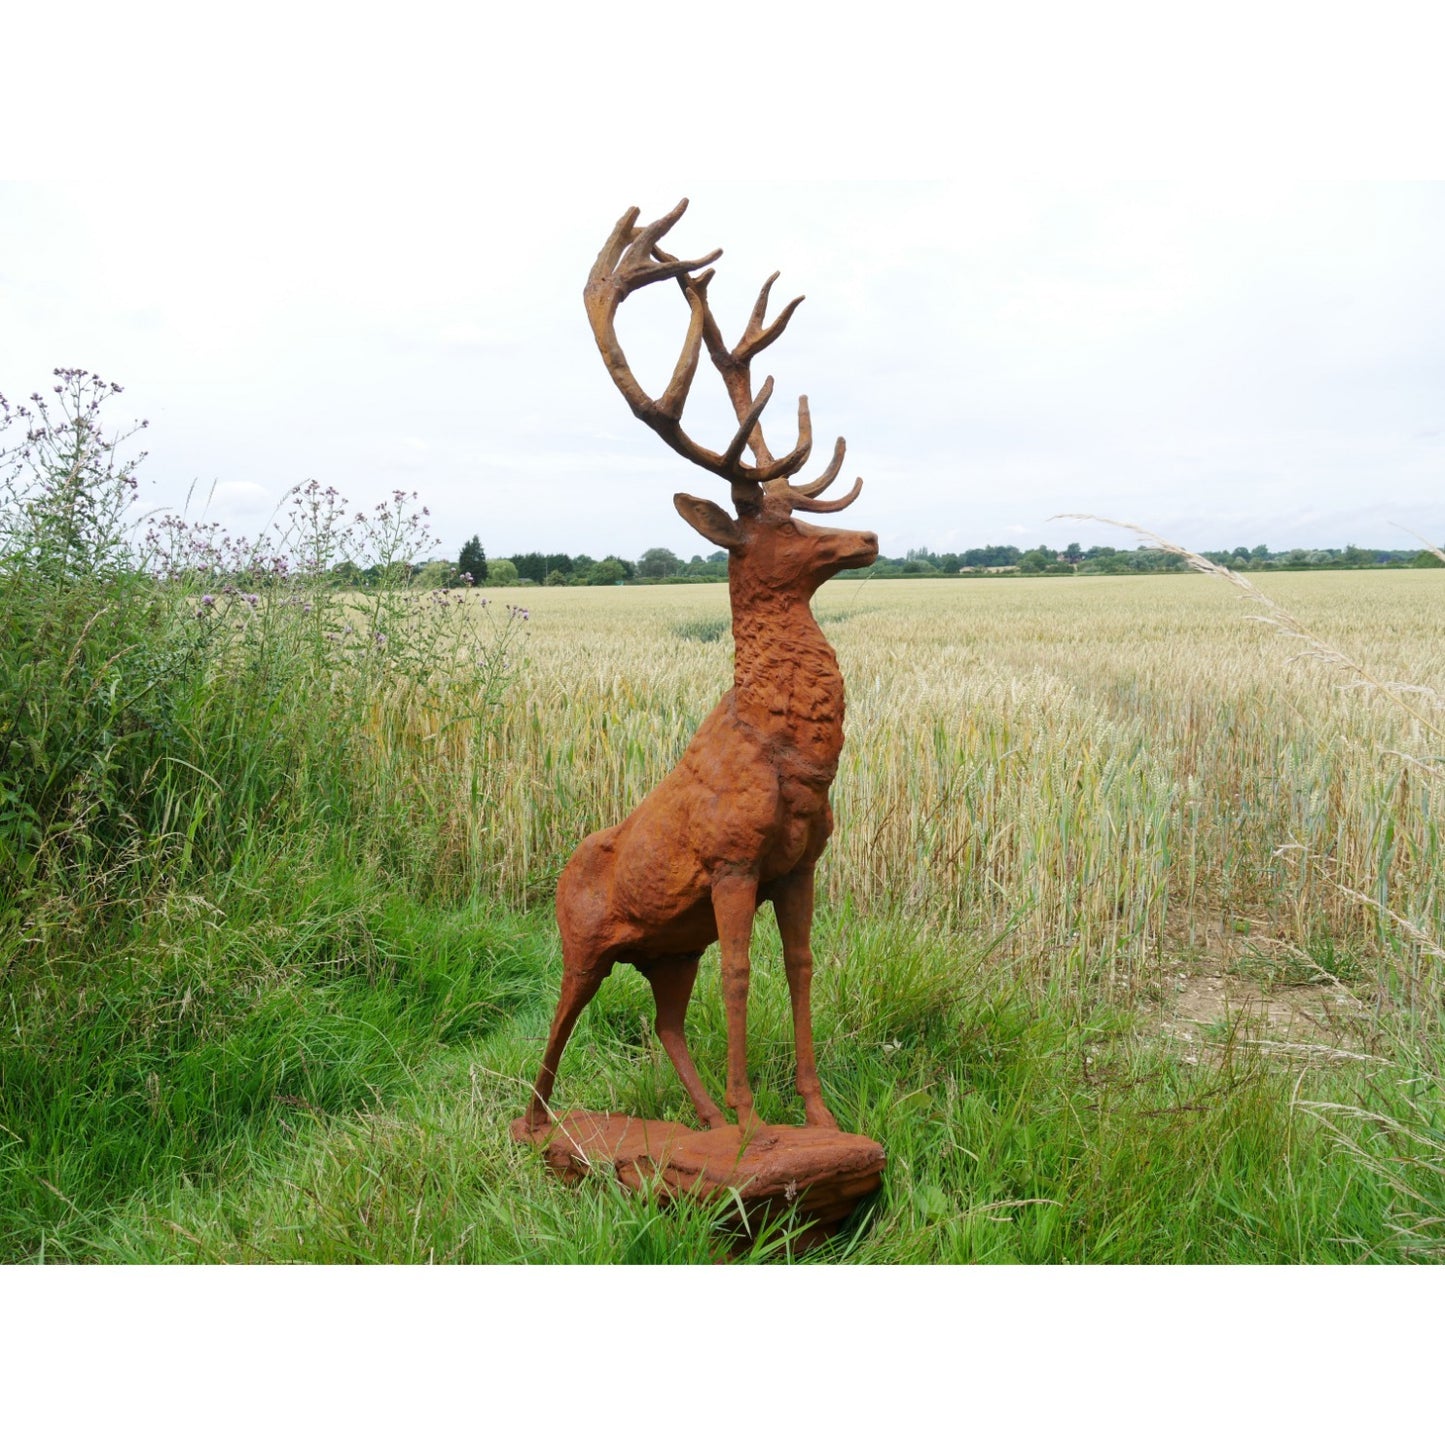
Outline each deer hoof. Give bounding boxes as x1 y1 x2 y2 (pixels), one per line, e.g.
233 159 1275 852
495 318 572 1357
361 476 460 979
736 1107 776 1142
804 1101 839 1130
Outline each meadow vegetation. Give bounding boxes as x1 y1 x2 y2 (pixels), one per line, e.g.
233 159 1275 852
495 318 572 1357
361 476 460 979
3 374 1443 1262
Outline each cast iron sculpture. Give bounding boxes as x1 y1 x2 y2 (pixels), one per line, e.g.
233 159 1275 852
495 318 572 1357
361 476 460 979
522 199 879 1147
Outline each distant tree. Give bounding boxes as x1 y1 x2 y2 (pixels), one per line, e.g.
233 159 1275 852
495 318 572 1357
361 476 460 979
1144 549 1185 572
361 560 413 589
544 553 574 578
1411 549 1445 568
458 535 487 584
1080 551 1131 575
510 552 548 584
415 559 458 589
638 546 682 578
1063 541 1083 566
369 561 410 587
544 569 569 586
682 552 728 579
588 558 627 585
488 558 519 585
1018 546 1059 574
963 544 1021 569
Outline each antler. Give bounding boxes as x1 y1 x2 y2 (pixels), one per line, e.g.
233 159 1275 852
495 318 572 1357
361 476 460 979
585 199 863 515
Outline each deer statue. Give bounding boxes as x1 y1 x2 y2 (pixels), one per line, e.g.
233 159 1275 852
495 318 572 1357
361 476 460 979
523 198 877 1136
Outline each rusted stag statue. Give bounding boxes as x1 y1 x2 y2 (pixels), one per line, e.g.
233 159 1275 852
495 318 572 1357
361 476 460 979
523 199 878 1135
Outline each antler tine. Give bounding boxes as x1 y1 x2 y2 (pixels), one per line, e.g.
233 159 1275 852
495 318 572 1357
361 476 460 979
721 376 775 469
790 475 864 513
791 435 846 497
656 269 713 421
597 206 642 275
755 395 813 483
736 273 806 364
628 196 689 254
748 273 777 333
631 247 725 292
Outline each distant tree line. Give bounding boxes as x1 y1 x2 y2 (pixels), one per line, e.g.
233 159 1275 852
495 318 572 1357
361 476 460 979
390 537 1444 590
410 541 732 589
835 542 1444 579
1196 544 1441 572
502 547 729 586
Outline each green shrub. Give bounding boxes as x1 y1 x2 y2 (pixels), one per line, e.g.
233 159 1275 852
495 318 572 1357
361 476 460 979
0 370 522 922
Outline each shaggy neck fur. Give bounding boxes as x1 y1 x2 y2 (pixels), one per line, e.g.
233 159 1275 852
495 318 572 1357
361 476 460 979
727 569 845 773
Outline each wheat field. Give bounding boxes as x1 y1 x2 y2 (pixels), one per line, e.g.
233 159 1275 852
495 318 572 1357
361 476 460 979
450 571 1445 1005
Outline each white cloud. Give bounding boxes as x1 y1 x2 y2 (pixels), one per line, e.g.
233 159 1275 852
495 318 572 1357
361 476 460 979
205 481 274 520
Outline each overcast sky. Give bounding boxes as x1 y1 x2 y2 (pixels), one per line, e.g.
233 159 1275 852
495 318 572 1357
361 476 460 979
4 5 1443 563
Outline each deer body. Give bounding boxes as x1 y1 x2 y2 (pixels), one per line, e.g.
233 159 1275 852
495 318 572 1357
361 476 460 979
558 548 855 961
524 201 876 1133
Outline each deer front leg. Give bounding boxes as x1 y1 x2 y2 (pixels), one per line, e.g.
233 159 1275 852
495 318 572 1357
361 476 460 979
710 873 763 1129
772 870 839 1129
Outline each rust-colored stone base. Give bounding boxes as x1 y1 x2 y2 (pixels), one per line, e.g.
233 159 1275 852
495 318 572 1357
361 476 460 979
511 1110 885 1246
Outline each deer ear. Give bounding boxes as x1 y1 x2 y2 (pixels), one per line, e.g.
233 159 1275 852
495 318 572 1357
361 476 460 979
674 493 743 551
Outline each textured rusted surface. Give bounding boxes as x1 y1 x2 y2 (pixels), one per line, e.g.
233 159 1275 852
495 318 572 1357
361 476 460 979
523 201 879 1141
512 1110 885 1237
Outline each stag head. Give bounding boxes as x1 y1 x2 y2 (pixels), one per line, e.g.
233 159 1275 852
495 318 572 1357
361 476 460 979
584 199 878 588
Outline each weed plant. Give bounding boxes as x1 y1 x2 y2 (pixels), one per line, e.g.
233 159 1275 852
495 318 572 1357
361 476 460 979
0 372 520 1258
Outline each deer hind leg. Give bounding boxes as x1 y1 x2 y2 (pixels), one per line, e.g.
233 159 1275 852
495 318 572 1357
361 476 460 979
772 870 839 1129
711 873 763 1129
525 953 610 1131
640 955 726 1130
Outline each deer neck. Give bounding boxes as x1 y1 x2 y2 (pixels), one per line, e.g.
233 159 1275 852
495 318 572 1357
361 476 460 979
728 574 845 763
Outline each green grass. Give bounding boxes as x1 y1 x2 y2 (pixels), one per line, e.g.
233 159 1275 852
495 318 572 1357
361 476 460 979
5 854 1438 1263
